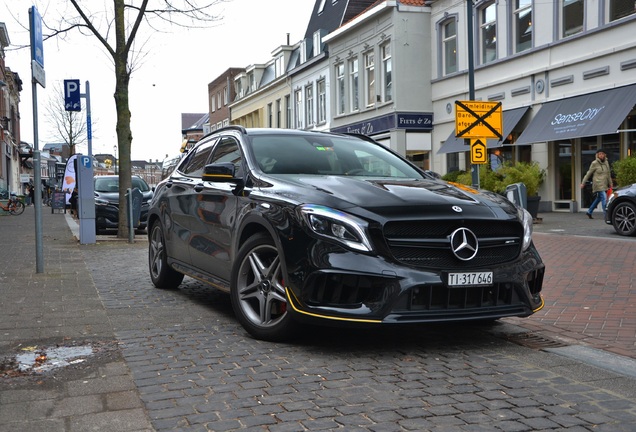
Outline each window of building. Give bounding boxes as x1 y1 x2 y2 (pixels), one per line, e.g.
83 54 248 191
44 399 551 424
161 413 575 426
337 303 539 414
249 73 256 92
313 31 322 57
349 57 359 111
275 56 285 77
318 79 326 124
381 43 392 102
285 95 291 128
217 92 222 108
294 89 303 129
442 18 457 75
513 0 532 53
300 39 308 63
318 0 327 14
562 0 583 37
364 51 375 107
480 2 497 64
609 0 636 21
211 95 216 112
267 103 273 128
305 85 314 127
236 80 243 98
276 99 282 128
223 86 228 105
336 63 345 115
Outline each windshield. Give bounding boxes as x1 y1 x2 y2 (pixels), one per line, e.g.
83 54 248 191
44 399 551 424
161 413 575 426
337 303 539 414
249 134 424 178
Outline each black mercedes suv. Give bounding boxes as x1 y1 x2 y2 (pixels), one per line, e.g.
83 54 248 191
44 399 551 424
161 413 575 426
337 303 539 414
147 127 544 341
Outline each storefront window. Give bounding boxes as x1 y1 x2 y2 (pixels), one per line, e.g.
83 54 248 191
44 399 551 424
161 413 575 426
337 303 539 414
554 140 573 201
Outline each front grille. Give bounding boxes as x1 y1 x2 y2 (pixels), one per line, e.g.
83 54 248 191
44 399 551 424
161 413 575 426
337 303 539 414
384 220 523 270
409 283 516 310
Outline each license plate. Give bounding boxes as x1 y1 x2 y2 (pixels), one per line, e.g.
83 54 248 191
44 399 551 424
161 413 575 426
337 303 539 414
448 271 493 287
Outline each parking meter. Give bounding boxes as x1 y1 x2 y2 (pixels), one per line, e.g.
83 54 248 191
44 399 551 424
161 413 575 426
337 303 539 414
75 154 96 244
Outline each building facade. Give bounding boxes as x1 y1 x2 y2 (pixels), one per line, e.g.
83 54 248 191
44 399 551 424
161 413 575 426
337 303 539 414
431 0 636 212
201 0 636 213
326 0 432 169
0 22 23 195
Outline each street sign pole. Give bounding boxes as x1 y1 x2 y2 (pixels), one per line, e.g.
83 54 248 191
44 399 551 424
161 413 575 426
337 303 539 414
466 0 478 188
30 6 45 273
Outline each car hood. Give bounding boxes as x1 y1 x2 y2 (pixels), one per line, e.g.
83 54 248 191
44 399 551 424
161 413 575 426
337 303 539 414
261 175 519 220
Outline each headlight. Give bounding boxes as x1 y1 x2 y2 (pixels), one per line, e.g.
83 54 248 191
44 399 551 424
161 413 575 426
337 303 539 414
299 204 373 252
607 191 617 207
519 207 533 251
95 198 110 206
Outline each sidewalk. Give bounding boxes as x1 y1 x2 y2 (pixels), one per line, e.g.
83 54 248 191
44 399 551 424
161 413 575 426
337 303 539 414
0 206 152 431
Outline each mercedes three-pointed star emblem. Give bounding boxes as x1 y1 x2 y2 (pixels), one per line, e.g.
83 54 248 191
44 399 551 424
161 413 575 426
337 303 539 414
450 227 479 261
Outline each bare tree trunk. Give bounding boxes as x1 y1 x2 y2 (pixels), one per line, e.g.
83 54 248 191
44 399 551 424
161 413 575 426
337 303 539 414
114 0 132 238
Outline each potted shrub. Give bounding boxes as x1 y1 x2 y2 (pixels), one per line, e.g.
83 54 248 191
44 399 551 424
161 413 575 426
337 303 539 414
612 155 636 187
495 161 546 218
448 162 545 218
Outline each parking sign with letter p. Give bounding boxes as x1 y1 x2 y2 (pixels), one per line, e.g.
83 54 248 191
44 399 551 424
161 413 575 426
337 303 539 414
64 79 81 112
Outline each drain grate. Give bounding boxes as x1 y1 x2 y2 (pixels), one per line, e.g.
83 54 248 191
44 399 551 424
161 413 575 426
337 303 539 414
505 332 569 349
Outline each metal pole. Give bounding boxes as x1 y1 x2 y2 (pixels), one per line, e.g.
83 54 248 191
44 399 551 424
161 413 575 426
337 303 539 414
30 56 44 273
467 0 479 188
86 81 92 156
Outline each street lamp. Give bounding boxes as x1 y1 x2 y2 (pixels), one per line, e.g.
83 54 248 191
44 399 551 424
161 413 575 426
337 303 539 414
113 145 118 174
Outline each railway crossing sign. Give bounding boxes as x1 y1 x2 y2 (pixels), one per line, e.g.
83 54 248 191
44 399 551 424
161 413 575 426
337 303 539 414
455 101 503 139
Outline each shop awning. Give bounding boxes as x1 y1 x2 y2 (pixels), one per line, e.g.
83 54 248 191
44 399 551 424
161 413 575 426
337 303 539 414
515 84 636 145
437 106 530 154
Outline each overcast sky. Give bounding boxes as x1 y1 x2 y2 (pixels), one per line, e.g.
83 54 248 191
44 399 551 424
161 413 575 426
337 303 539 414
2 0 314 162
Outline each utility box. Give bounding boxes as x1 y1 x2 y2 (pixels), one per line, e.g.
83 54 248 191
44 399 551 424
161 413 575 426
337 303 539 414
505 182 527 210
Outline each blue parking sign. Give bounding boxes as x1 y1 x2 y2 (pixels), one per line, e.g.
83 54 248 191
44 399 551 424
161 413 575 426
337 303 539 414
64 79 81 112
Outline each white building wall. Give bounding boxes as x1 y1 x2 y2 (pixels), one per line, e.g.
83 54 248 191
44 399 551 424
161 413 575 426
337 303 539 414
430 0 636 210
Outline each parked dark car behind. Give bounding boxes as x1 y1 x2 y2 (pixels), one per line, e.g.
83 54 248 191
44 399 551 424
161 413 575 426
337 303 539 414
94 175 153 232
605 183 636 236
147 127 545 341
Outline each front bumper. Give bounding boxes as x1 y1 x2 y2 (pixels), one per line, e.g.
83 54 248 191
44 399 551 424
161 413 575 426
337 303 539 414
284 242 545 325
95 204 149 229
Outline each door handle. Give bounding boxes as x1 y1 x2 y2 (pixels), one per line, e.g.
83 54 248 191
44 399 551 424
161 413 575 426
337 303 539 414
194 183 204 192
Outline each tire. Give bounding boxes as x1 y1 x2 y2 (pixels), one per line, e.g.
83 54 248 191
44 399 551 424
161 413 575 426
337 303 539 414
148 221 184 289
9 201 25 215
230 233 298 341
612 201 636 236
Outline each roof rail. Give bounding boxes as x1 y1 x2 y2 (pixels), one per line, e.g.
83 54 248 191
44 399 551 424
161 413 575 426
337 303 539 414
341 132 377 144
200 125 247 140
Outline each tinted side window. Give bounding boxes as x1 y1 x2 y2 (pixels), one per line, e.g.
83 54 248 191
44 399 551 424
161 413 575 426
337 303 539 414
180 139 217 177
210 137 243 177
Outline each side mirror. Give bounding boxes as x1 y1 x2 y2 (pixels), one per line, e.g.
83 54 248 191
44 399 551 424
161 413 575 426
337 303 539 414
202 162 238 183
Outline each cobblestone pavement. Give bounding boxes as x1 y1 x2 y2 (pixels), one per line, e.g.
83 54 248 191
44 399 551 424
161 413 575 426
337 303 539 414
1 207 635 431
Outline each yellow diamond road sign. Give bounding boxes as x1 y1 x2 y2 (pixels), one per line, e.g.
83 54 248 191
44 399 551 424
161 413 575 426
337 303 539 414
470 139 488 164
455 101 503 139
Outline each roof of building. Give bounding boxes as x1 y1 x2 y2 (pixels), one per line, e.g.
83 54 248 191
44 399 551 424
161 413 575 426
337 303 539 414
181 113 209 132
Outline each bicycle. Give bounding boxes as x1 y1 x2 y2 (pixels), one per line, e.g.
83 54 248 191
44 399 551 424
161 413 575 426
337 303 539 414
0 193 25 215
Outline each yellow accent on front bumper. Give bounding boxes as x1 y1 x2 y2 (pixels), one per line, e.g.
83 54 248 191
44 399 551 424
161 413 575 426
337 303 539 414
286 287 382 324
532 295 545 313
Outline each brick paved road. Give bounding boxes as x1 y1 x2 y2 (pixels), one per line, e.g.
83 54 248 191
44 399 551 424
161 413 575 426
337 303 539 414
79 235 636 431
505 232 636 360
